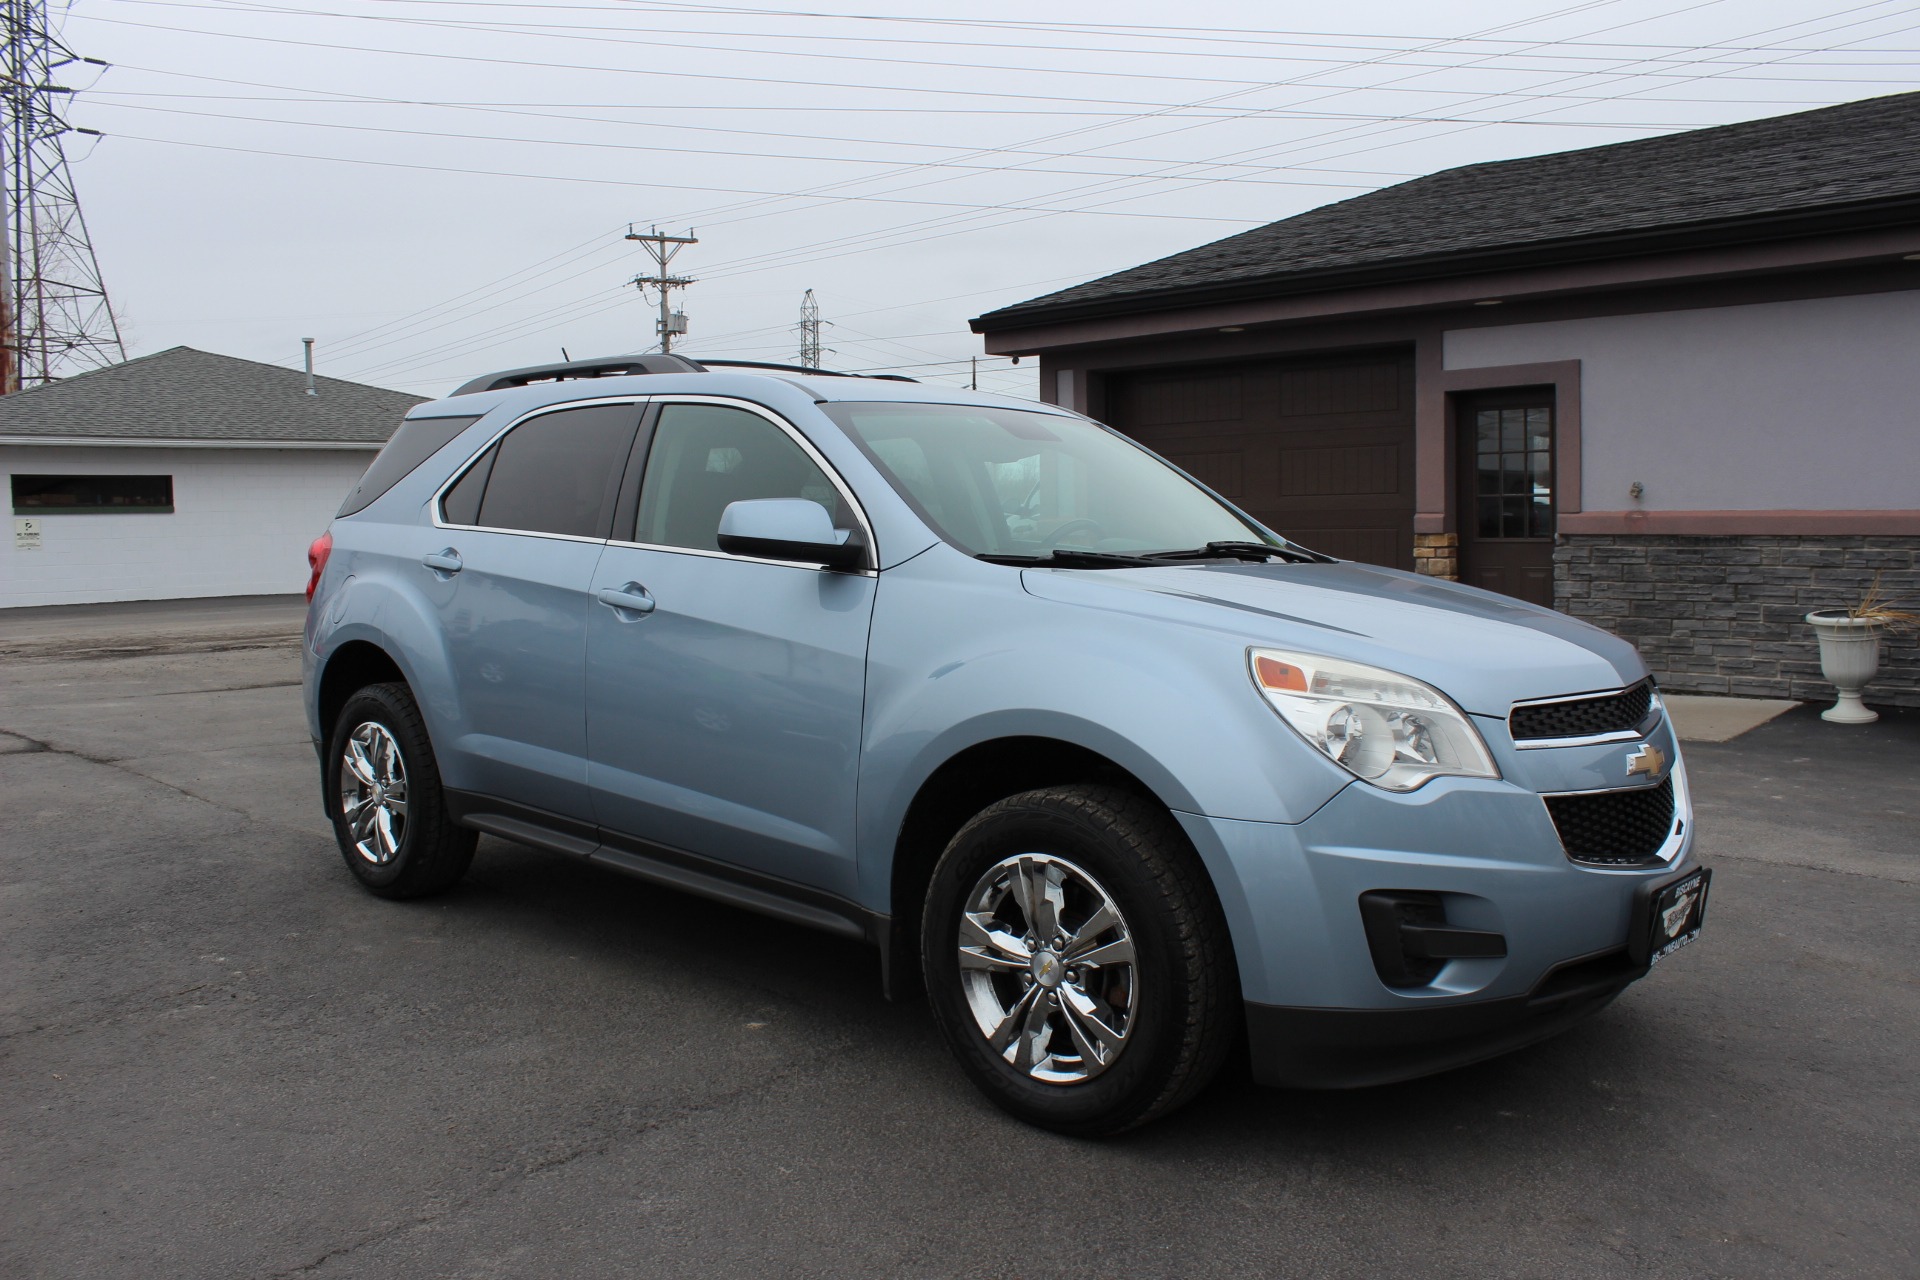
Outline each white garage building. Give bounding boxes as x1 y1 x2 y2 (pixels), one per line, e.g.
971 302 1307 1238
1 346 419 609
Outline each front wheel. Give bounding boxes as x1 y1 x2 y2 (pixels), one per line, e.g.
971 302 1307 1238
920 785 1236 1136
326 682 475 899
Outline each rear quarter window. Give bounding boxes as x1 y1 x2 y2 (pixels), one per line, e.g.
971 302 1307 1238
336 415 483 517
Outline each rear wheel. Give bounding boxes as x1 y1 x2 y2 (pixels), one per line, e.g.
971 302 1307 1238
920 785 1235 1136
326 682 474 899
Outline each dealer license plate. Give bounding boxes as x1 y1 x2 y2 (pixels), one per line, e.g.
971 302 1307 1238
1645 868 1711 966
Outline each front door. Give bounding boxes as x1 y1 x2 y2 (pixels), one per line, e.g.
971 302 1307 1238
1457 389 1556 607
585 400 876 899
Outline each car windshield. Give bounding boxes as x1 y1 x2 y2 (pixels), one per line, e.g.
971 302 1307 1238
821 401 1277 559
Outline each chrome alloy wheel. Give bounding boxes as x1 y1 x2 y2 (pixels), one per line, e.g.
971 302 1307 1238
338 721 409 865
957 853 1138 1085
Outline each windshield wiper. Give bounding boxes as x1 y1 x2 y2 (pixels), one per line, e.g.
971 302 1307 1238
976 549 1159 569
1143 540 1332 565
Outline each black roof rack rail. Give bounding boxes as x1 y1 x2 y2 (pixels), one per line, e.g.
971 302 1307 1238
450 353 706 396
693 358 918 383
449 352 920 397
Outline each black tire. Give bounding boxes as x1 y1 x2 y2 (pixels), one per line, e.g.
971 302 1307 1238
325 682 475 900
920 784 1236 1137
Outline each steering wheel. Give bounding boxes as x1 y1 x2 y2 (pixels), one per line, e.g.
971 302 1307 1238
1043 517 1106 550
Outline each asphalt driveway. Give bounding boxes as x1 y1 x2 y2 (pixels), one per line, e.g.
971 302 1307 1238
3 598 1916 1278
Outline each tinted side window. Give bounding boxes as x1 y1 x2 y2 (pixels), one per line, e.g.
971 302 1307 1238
337 415 481 517
475 405 638 538
634 404 846 552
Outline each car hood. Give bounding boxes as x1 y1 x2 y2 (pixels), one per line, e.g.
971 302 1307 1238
1020 560 1645 716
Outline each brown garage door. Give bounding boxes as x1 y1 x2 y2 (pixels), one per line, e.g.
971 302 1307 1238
1102 351 1416 569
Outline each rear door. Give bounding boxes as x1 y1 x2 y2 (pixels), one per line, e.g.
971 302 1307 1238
426 400 642 822
584 399 876 899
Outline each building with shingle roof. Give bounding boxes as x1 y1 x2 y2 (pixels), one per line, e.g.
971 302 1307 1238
2 347 420 608
972 92 1920 708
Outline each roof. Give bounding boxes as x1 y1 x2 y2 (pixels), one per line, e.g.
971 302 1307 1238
975 91 1920 332
0 346 422 445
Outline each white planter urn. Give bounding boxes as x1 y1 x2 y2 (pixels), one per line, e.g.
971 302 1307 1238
1806 611 1882 724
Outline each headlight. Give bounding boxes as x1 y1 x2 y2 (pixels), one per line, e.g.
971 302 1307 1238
1248 648 1499 792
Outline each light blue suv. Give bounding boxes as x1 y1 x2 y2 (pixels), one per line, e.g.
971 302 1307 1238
303 354 1710 1135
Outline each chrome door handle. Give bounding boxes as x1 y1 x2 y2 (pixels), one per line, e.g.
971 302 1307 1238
596 583 656 617
423 549 463 576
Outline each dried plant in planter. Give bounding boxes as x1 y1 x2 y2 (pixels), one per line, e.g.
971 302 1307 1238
1842 573 1920 633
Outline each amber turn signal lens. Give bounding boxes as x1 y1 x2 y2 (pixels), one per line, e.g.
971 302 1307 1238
1253 655 1308 692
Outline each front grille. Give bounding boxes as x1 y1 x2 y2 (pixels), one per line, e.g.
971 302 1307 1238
1511 680 1654 742
1545 778 1676 867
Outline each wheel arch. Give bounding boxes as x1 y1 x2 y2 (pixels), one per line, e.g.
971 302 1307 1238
317 640 409 742
882 734 1224 999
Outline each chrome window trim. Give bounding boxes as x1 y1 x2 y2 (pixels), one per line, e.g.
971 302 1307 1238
429 395 646 542
1507 683 1662 750
614 393 880 573
602 537 878 578
1539 759 1691 872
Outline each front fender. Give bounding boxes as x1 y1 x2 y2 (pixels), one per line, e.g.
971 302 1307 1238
856 546 1355 910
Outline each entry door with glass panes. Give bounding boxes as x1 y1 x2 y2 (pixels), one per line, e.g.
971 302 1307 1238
1458 389 1555 607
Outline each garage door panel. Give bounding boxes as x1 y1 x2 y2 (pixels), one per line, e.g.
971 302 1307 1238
1279 361 1403 417
1105 352 1415 570
1286 526 1404 566
1122 372 1245 426
1279 442 1403 498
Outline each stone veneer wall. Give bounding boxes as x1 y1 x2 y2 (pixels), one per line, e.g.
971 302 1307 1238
1413 531 1459 579
1554 534 1920 708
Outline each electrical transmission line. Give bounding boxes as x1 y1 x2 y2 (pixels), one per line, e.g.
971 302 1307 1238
2 0 122 391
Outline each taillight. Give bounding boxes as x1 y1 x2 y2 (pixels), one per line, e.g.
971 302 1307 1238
306 530 334 602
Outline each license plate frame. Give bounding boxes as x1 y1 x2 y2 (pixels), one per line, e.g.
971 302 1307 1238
1630 866 1712 968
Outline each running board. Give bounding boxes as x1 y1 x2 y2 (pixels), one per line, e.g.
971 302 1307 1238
448 791 875 947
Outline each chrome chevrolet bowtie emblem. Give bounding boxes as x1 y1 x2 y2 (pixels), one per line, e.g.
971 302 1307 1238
1626 743 1667 782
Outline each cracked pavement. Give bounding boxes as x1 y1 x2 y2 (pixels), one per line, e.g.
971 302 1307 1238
2 598 1917 1278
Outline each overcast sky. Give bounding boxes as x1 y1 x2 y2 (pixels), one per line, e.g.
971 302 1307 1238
58 0 1920 400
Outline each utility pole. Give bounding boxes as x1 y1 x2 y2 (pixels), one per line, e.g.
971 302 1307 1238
624 225 695 354
1 0 122 391
970 356 977 390
796 288 825 369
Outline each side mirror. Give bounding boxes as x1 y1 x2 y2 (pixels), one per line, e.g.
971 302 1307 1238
717 498 866 570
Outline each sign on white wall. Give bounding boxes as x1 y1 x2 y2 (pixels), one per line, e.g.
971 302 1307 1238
13 517 41 551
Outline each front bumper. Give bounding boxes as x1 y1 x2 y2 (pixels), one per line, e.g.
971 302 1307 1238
1245 945 1643 1088
1173 721 1699 1089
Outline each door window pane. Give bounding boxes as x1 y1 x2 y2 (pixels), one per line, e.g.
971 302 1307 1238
475 405 637 538
1466 397 1553 540
1476 410 1499 454
635 404 846 552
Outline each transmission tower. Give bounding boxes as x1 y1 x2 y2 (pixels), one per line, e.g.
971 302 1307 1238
624 225 695 354
796 288 827 369
1 0 123 392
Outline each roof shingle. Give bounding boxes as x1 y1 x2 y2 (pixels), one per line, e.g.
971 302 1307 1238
0 346 422 444
976 92 1920 329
